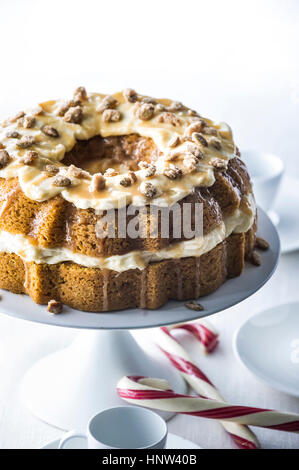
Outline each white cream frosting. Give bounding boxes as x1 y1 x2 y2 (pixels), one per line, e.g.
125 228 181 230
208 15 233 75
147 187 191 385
0 90 237 211
0 194 255 272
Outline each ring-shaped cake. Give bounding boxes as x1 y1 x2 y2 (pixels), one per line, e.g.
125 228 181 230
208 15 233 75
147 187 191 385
0 87 257 312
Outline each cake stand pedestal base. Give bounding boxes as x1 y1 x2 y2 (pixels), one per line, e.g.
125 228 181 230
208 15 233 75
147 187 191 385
20 329 186 430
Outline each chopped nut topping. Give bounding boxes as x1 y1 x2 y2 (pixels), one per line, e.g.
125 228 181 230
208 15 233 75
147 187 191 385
102 109 121 122
209 136 222 150
97 95 118 113
156 103 166 112
235 146 241 157
136 103 155 121
0 150 10 168
203 126 218 136
142 96 157 105
44 164 59 176
67 164 89 179
21 115 36 129
57 101 72 117
183 156 198 173
20 150 39 165
119 171 137 187
104 168 119 177
158 112 181 127
210 158 226 170
168 101 184 112
73 86 87 102
64 106 83 124
250 250 261 266
192 132 208 147
166 151 181 162
184 301 204 311
119 176 132 187
17 135 36 148
11 111 25 123
89 173 106 192
123 88 138 103
187 109 199 117
42 125 59 138
187 144 204 160
31 106 43 116
47 299 63 314
168 135 180 148
139 181 157 198
52 175 72 187
6 130 20 139
164 165 182 179
144 164 156 177
138 161 150 169
128 170 137 183
186 120 206 136
256 237 270 251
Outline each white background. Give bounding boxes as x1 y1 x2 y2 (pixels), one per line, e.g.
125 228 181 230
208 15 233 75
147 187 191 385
0 0 299 449
0 0 298 175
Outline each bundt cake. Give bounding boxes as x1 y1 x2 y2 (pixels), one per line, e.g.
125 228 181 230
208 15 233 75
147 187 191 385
0 87 257 312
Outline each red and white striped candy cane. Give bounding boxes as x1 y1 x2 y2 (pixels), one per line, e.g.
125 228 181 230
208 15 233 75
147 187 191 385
117 376 299 433
168 319 219 353
157 327 259 449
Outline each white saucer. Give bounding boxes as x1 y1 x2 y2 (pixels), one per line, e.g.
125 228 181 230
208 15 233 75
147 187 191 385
42 433 202 449
271 176 299 254
234 302 299 397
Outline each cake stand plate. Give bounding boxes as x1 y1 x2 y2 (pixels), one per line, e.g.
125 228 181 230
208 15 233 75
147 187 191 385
0 209 279 330
0 208 279 431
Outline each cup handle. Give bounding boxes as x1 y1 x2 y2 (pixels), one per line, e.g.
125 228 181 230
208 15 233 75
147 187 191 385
58 430 87 449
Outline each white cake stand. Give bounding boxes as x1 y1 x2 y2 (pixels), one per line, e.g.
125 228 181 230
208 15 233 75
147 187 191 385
0 209 279 431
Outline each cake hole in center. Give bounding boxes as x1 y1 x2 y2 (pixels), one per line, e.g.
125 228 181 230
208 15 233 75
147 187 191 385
62 134 161 175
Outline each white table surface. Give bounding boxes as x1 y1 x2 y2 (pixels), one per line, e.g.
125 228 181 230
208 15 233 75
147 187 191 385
0 249 298 449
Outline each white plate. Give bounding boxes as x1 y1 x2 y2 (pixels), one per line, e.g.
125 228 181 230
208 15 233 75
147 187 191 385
0 208 279 330
234 302 299 397
42 433 202 450
272 176 299 254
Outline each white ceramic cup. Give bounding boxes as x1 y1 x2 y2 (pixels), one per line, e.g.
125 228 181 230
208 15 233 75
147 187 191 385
58 406 168 449
242 150 284 214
